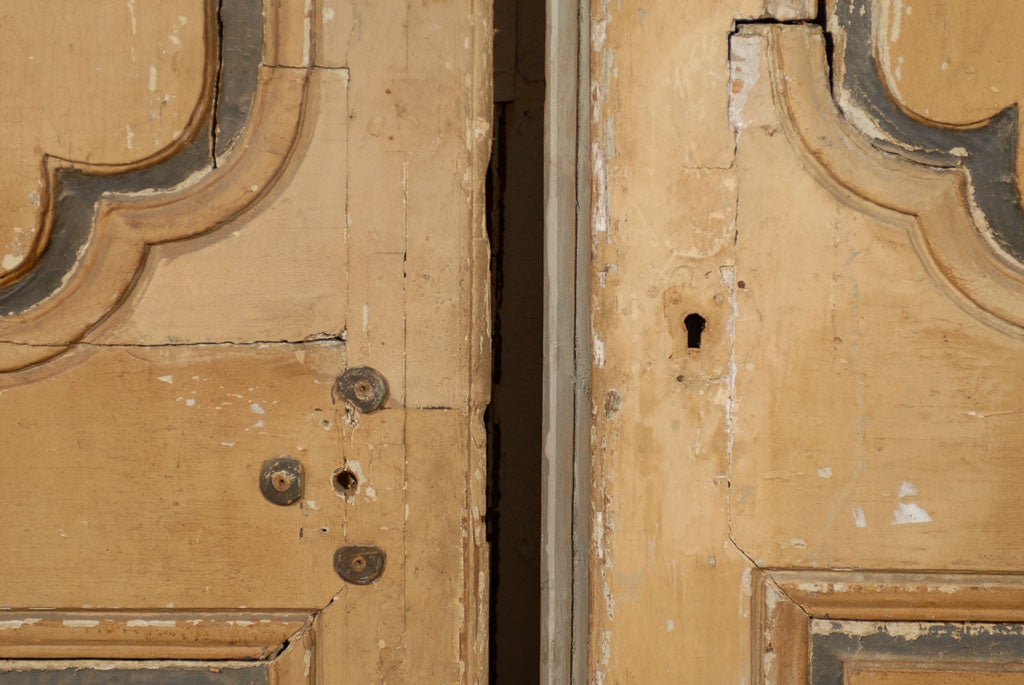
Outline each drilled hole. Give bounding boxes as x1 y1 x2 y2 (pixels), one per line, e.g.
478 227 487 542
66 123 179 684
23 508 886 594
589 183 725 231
333 467 359 496
353 380 374 402
271 471 293 492
684 313 707 349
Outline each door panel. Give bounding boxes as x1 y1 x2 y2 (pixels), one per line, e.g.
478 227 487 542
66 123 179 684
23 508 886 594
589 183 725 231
588 0 1024 681
0 1 490 682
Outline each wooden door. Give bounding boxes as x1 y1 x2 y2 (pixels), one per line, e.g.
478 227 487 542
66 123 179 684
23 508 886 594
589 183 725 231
0 1 489 682
586 0 1024 681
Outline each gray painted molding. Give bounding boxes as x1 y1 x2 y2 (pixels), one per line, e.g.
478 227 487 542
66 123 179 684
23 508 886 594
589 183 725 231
831 0 1024 263
542 0 590 682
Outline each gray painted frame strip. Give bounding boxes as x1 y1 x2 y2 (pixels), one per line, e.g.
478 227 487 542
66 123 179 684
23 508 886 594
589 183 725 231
571 0 591 682
542 0 590 681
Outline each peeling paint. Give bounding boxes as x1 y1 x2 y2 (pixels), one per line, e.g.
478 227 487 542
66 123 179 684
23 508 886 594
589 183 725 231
728 34 762 130
897 480 918 498
125 619 176 628
0 619 40 630
892 501 932 525
852 505 867 528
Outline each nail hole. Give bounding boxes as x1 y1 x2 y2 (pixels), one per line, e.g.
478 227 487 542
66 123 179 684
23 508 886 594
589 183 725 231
684 313 706 349
271 472 293 492
333 468 359 496
353 380 374 402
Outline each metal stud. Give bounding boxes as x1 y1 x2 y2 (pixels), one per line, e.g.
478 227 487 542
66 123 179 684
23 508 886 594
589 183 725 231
334 545 386 585
334 367 390 414
259 457 304 506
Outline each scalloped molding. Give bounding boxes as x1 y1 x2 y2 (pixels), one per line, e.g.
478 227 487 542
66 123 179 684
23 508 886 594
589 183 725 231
739 24 1024 338
0 0 313 371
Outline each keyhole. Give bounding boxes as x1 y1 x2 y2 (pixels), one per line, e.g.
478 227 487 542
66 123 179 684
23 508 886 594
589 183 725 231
684 313 706 349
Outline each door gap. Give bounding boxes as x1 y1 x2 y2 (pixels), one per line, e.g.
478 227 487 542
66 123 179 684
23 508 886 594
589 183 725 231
486 0 545 680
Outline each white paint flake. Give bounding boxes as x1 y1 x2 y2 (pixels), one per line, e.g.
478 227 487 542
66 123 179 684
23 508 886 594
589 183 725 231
0 619 40 630
666 619 674 632
127 0 138 34
852 505 867 528
63 619 100 628
892 502 932 525
593 334 606 368
158 375 173 384
126 619 176 628
898 480 918 498
185 398 196 407
817 467 833 479
148 65 158 92
1 254 22 271
250 402 266 415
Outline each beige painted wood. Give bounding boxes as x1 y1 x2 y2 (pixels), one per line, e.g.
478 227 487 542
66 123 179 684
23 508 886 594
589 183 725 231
0 1 490 683
588 0 1024 682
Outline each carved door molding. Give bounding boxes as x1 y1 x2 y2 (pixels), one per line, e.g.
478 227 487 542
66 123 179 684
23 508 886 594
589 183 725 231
0 0 311 372
733 14 1024 339
727 2 1024 680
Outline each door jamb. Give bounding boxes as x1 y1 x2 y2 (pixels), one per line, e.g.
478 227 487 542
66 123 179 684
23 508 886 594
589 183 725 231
541 0 590 681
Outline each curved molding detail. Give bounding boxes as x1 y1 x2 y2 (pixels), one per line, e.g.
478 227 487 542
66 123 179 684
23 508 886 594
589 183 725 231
0 0 313 371
759 24 1024 336
831 0 1024 264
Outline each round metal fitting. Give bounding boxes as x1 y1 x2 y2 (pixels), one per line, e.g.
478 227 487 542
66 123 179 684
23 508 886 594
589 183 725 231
334 367 390 414
334 545 386 585
259 457 304 506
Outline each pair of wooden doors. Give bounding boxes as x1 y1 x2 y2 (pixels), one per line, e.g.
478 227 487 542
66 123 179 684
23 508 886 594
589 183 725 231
0 0 488 682
582 0 1024 681
8 0 1024 682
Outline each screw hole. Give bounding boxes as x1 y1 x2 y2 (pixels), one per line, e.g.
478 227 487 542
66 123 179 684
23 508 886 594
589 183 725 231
333 468 359 496
353 380 374 402
683 313 706 349
271 472 293 492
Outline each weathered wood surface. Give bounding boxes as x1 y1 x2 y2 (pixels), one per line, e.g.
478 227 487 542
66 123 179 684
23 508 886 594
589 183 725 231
0 1 490 682
588 0 1024 681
